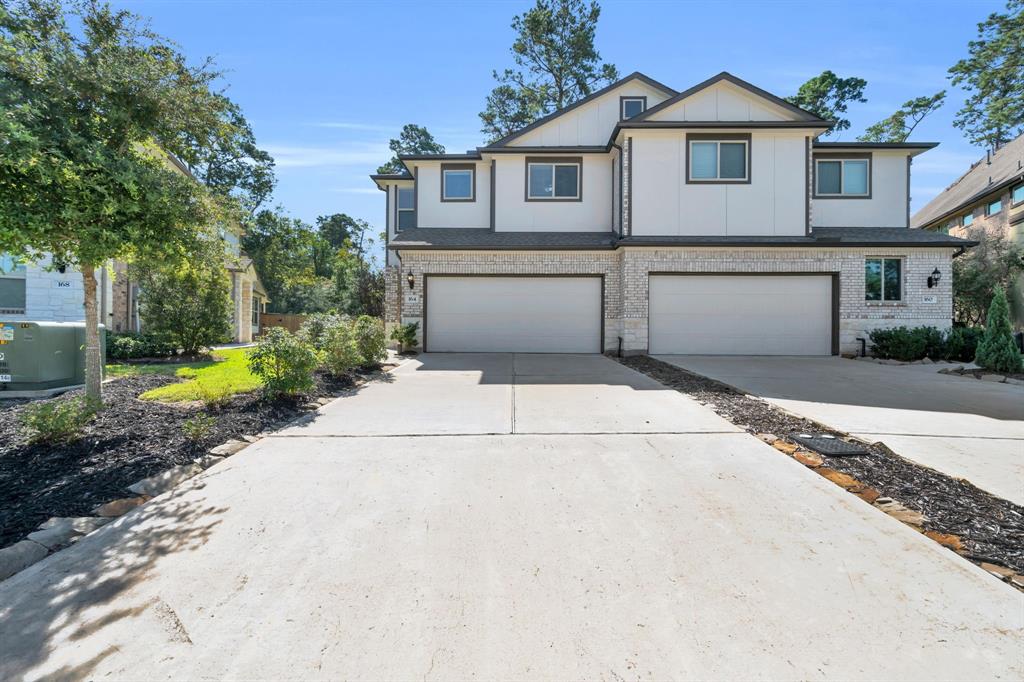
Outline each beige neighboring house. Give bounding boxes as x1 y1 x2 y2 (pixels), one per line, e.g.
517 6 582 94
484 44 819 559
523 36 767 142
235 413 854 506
372 71 975 356
912 133 1024 327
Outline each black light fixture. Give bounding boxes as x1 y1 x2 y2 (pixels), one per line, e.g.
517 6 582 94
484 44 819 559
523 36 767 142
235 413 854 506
407 273 415 290
927 267 941 288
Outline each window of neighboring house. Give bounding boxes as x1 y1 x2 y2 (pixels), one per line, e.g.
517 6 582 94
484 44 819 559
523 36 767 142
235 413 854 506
688 138 749 182
0 254 27 314
620 97 646 120
397 187 415 230
251 296 259 328
1013 184 1024 206
865 258 902 302
527 159 581 200
441 165 475 201
962 211 974 227
987 198 1002 216
815 158 870 196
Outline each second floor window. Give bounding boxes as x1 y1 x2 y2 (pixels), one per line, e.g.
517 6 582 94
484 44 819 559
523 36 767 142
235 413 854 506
441 164 475 201
397 187 415 230
1013 184 1024 206
987 198 1002 216
527 160 581 200
962 212 974 227
688 138 749 182
620 97 646 120
816 158 869 197
0 254 27 315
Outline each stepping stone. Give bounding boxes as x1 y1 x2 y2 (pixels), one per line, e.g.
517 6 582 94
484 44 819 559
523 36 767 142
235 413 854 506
128 464 203 497
27 517 112 551
0 541 48 581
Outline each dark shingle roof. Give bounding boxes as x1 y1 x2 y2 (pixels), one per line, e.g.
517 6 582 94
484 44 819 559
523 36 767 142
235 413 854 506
912 134 1024 228
390 227 975 251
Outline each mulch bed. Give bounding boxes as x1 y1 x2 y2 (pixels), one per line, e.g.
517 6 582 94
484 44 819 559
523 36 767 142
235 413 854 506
619 355 1024 576
0 370 361 550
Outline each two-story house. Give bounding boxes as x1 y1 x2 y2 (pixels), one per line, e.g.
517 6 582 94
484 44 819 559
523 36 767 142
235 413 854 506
372 72 975 356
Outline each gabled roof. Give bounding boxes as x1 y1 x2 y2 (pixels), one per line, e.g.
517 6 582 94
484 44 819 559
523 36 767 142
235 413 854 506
482 71 678 148
912 134 1024 228
631 71 827 124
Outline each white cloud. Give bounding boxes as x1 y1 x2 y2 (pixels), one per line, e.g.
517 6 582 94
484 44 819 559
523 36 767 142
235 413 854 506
264 143 389 168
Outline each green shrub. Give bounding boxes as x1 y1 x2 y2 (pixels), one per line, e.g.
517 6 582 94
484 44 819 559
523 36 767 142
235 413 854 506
248 328 320 397
975 287 1023 373
196 382 232 409
943 326 984 363
106 332 176 360
323 320 362 376
390 322 419 353
297 313 343 352
868 326 944 361
21 396 101 444
353 315 386 367
182 414 216 441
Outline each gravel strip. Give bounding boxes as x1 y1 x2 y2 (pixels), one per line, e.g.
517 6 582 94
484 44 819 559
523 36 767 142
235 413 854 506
619 354 1024 575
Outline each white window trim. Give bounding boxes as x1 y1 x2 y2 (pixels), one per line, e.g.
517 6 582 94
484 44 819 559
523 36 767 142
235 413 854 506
620 97 646 120
441 168 475 201
865 257 903 303
526 161 581 200
396 187 415 231
815 158 870 197
687 140 749 182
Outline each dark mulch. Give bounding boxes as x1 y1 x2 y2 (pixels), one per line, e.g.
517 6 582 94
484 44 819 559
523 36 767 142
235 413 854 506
946 367 1024 382
619 355 1024 575
0 370 360 550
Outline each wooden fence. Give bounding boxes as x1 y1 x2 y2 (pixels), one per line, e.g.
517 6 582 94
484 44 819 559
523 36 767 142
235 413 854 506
258 313 307 335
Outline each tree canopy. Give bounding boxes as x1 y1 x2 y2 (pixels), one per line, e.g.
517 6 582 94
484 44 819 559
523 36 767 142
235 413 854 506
786 70 868 135
479 0 618 143
858 92 946 143
948 0 1024 149
377 125 445 174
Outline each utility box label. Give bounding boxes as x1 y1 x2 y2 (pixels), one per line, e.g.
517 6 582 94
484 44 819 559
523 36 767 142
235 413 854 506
0 324 13 342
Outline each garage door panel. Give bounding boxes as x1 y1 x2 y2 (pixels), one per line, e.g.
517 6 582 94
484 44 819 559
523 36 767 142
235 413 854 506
649 275 832 356
427 277 601 353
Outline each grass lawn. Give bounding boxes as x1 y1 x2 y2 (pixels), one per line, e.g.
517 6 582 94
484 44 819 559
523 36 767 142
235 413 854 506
106 348 263 401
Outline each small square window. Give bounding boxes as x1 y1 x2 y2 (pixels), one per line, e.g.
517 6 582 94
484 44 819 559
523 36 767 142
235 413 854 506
865 258 901 302
442 165 475 201
987 198 1002 215
815 157 870 196
962 212 974 227
527 160 580 200
621 97 646 120
688 138 749 182
1013 184 1024 205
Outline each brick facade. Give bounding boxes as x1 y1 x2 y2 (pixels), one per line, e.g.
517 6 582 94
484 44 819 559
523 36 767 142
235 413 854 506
394 247 955 355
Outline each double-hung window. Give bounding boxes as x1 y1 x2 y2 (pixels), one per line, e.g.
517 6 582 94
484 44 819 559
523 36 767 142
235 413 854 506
815 157 870 197
865 257 902 302
526 158 581 200
396 187 415 230
987 198 1002 216
620 96 646 120
687 135 749 183
441 164 475 202
0 254 27 315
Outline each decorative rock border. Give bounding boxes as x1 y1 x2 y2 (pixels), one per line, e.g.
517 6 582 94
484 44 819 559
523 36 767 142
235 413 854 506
937 366 1024 385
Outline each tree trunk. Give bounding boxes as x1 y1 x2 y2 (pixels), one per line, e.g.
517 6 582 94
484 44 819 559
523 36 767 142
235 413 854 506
81 263 103 400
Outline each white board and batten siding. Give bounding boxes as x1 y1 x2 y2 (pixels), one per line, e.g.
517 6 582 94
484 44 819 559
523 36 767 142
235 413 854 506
812 152 910 228
648 275 834 356
413 162 491 229
492 155 613 232
425 276 602 353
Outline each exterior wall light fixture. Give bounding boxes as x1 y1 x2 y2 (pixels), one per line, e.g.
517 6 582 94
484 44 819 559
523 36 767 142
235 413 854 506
927 268 941 288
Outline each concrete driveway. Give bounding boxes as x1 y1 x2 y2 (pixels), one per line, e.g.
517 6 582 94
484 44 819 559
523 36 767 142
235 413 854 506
0 354 1020 680
657 356 1024 506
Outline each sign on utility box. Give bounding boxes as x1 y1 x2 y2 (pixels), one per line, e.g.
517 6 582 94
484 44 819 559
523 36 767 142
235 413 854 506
0 321 106 396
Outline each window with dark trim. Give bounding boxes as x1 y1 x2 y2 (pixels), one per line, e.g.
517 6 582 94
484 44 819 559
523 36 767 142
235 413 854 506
1013 184 1024 206
686 134 750 184
397 187 415 230
815 158 870 197
441 164 475 202
865 257 901 302
962 211 974 227
620 97 646 120
987 198 1002 216
526 158 581 200
0 254 27 315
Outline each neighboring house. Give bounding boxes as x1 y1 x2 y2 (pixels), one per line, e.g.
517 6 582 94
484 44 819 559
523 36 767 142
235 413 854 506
912 134 1024 328
372 71 974 356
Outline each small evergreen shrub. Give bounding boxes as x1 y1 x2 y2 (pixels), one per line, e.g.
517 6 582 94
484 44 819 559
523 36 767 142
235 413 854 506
106 332 176 360
390 322 419 353
868 326 944 361
323 320 362 376
248 328 320 397
353 315 387 367
297 313 343 352
975 287 1024 373
21 396 101 444
182 414 216 441
943 327 984 363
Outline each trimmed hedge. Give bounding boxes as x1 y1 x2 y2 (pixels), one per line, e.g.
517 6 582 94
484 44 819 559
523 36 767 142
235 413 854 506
868 325 985 362
106 332 177 360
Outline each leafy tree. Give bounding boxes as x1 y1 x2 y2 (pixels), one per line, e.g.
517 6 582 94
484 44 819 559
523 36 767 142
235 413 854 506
0 0 238 399
858 92 947 143
786 70 868 135
975 287 1023 373
953 235 1024 326
243 208 321 312
948 0 1024 149
480 0 619 143
133 237 233 355
377 125 445 174
317 213 360 250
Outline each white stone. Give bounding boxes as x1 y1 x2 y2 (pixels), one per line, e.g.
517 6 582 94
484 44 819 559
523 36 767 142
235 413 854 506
27 517 112 551
210 440 248 456
128 464 203 496
0 541 48 581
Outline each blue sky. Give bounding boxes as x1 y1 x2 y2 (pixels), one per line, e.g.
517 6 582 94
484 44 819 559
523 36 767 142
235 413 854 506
118 0 1003 259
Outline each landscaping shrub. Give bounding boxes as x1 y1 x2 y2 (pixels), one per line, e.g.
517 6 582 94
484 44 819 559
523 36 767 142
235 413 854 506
353 315 386 367
868 326 944 361
248 328 320 397
196 382 232 409
323 320 362 376
297 313 343 352
943 326 984 363
20 396 101 444
975 287 1024 373
182 414 216 441
390 322 419 353
106 332 176 360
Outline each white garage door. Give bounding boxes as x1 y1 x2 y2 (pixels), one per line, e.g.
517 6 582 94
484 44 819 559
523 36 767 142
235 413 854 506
426 276 602 353
649 275 833 355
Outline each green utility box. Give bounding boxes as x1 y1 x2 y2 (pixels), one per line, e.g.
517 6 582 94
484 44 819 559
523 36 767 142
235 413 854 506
0 321 106 395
